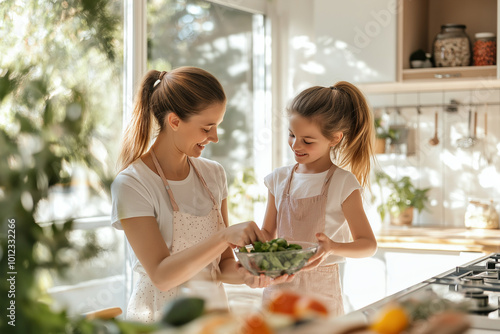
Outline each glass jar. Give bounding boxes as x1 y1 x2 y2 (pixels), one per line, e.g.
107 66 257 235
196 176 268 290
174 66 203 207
433 24 471 67
464 199 499 229
473 32 496 66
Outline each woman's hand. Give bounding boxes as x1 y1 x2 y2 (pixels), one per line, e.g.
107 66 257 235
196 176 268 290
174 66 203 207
237 264 294 288
302 232 335 271
224 221 266 248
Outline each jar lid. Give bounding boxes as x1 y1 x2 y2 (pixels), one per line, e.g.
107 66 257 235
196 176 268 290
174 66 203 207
441 23 466 29
475 32 496 39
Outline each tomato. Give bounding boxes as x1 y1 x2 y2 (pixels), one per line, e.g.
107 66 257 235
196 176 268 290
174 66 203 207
267 291 301 316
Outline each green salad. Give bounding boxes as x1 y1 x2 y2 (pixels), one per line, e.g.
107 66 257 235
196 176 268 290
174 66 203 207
238 238 313 272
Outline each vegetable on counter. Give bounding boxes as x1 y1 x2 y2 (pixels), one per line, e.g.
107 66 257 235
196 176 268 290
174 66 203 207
162 297 205 327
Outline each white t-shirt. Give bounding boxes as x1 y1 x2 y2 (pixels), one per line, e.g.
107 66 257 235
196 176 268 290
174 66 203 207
111 157 228 270
264 165 361 264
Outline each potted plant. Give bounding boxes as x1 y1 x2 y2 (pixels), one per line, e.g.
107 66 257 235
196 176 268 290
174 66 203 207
0 2 156 333
375 172 431 226
374 117 399 154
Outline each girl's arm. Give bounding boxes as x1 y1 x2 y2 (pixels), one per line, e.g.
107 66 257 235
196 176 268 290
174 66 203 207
219 197 292 287
261 191 278 241
121 205 265 292
334 188 377 257
304 189 377 268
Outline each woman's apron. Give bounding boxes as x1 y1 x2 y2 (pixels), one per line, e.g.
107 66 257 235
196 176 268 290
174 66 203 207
262 164 345 317
126 151 227 323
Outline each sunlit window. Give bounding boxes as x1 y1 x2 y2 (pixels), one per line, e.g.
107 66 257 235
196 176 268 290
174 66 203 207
147 0 269 224
0 1 124 224
0 0 126 315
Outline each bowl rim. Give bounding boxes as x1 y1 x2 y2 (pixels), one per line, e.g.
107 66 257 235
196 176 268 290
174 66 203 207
234 240 318 256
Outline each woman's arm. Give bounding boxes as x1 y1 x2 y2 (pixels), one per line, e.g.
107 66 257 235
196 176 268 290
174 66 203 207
261 191 278 241
218 198 292 287
304 189 377 268
121 210 265 292
219 198 243 283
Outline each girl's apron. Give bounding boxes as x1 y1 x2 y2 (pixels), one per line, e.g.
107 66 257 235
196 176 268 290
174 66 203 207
126 151 227 323
263 164 345 317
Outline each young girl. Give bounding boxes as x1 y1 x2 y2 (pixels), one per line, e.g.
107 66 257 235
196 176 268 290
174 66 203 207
261 82 378 316
111 67 286 323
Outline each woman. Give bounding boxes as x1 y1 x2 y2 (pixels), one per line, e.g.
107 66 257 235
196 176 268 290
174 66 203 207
111 67 290 322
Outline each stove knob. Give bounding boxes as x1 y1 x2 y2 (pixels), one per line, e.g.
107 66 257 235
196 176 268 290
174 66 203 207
487 261 497 269
463 288 484 296
463 276 484 285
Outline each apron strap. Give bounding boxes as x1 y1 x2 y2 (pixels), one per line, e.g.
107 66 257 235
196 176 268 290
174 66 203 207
188 158 225 228
320 165 336 196
284 164 298 196
150 150 179 211
187 157 218 207
284 164 336 196
151 151 220 213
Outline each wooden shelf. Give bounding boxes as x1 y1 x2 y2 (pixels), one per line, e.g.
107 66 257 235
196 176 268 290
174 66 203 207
399 0 498 82
402 65 497 81
359 78 500 94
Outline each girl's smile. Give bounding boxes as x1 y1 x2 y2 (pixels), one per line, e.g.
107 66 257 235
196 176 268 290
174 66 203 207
288 113 341 173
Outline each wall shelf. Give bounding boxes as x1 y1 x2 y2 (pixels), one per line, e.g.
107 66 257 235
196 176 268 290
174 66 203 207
402 66 497 81
359 78 500 94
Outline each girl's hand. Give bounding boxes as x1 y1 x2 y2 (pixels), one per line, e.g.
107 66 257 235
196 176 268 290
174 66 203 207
302 232 334 271
237 263 294 288
224 221 266 248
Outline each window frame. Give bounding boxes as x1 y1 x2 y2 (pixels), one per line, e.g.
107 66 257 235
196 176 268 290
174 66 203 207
123 0 282 169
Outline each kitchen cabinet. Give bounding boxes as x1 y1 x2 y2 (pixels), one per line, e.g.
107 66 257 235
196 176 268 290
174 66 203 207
282 0 500 92
400 0 498 82
358 0 500 92
311 0 397 85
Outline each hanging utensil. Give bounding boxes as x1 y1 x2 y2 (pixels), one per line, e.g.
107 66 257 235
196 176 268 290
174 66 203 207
473 110 478 139
457 108 476 149
482 108 493 165
429 111 439 146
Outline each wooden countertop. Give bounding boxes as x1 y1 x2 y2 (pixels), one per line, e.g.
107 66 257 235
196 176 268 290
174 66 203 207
374 226 500 253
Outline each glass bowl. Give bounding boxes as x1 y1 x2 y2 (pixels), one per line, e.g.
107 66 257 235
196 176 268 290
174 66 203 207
234 241 318 278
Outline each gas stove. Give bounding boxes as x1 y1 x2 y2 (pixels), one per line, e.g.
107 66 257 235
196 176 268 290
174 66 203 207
421 253 500 331
353 253 500 332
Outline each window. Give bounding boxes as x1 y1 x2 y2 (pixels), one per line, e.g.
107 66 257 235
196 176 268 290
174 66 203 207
0 2 124 224
0 0 127 315
146 0 271 224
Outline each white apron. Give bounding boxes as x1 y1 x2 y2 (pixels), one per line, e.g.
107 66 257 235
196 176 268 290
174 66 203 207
263 164 345 317
126 152 227 323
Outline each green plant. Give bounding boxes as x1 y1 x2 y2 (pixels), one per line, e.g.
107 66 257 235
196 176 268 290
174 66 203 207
0 1 156 333
374 117 399 142
228 168 266 224
374 172 431 222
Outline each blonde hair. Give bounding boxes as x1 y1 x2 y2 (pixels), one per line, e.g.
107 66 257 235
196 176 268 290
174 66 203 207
117 67 226 172
287 82 375 188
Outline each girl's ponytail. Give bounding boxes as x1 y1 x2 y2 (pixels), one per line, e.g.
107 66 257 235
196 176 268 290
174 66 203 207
333 82 374 189
117 70 159 172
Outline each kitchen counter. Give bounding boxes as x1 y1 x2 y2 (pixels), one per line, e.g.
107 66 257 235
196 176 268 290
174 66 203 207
375 226 500 253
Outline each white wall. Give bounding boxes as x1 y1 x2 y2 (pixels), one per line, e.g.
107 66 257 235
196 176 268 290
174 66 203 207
365 90 500 228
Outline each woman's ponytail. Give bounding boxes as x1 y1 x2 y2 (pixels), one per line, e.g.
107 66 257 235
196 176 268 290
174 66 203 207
117 70 159 172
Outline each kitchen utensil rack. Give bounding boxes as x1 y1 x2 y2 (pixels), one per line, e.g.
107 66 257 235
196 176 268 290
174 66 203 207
373 101 500 113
